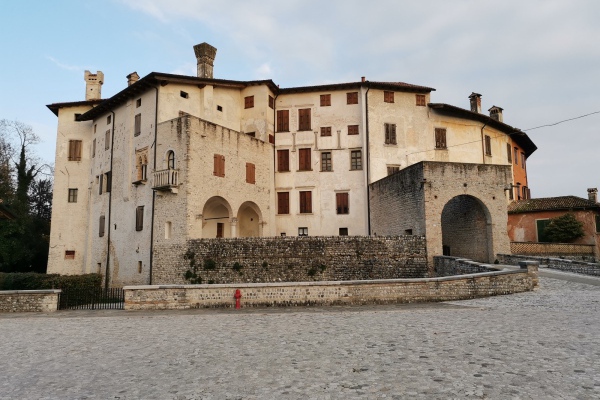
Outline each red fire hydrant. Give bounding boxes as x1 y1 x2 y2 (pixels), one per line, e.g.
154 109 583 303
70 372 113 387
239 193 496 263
234 289 242 309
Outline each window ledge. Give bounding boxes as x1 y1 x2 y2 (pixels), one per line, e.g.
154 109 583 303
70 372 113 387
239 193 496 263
349 169 363 171
383 143 397 147
277 170 291 173
299 213 314 215
297 169 313 172
132 179 147 186
435 147 448 151
298 129 312 132
320 170 334 173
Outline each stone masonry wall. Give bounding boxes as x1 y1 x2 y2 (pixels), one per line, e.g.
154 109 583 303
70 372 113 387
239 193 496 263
152 236 427 284
125 268 538 310
0 290 61 313
498 254 600 277
433 256 497 277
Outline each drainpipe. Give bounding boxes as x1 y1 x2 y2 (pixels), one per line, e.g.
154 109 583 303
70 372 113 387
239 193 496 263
149 85 159 284
364 83 372 235
480 123 487 164
105 110 116 289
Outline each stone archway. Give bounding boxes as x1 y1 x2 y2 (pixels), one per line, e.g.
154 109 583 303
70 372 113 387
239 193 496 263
202 196 232 238
441 195 493 262
237 201 262 237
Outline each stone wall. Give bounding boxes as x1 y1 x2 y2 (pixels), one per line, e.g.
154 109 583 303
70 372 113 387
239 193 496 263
499 254 600 277
124 267 538 310
152 236 428 284
433 256 497 277
0 290 61 313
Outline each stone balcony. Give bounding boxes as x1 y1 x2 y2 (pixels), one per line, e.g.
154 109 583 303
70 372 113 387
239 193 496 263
153 168 179 193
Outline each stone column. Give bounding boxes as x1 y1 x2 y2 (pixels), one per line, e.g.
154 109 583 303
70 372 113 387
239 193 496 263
230 218 238 238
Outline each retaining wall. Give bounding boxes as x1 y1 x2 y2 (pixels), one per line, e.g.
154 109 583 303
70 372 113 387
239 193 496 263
434 256 497 276
0 290 61 313
499 254 600 277
125 264 538 310
152 236 428 284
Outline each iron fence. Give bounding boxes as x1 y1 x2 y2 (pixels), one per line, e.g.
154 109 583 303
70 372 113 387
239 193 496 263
58 287 124 310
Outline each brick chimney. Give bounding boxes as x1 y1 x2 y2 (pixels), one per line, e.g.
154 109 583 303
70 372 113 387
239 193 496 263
127 71 140 86
588 188 598 203
489 105 504 122
193 42 217 79
468 92 482 113
84 70 104 100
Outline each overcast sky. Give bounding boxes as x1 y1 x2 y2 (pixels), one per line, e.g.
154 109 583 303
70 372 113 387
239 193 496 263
1 0 598 198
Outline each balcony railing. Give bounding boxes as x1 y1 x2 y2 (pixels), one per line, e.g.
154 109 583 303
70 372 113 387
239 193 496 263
153 168 179 191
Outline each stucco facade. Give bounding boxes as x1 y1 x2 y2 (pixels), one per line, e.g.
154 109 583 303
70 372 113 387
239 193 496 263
46 42 536 285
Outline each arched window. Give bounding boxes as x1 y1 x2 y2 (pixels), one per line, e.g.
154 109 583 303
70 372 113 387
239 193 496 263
167 151 175 169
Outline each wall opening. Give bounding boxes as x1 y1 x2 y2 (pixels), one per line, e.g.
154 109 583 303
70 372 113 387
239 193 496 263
441 195 493 262
201 196 232 238
237 201 262 237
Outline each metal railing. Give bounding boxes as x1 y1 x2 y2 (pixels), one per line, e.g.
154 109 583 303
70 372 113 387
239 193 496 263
58 288 124 310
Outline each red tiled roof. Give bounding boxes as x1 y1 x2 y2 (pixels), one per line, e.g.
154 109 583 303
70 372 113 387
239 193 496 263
279 80 435 94
508 196 600 214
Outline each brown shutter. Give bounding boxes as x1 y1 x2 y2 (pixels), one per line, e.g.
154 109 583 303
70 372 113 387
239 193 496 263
214 154 218 175
136 206 144 231
246 163 255 184
278 192 289 214
99 215 105 237
299 109 311 131
277 150 289 171
277 110 289 132
220 155 225 177
216 223 224 238
305 191 312 213
134 114 141 136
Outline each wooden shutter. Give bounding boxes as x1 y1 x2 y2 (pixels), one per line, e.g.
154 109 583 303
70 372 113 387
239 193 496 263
435 128 446 149
269 96 274 109
348 125 359 135
136 206 144 231
92 139 96 158
320 127 332 136
246 163 255 184
514 147 519 164
134 114 141 136
320 94 331 106
385 124 396 144
507 143 512 162
299 148 311 171
416 94 426 106
384 91 394 103
300 191 312 213
214 154 225 177
485 135 492 155
277 110 289 132
244 96 254 109
336 193 349 214
99 174 103 195
278 192 289 214
99 215 105 237
299 109 311 131
347 92 358 105
68 140 82 161
216 223 224 238
269 134 275 144
277 150 289 172
105 172 111 193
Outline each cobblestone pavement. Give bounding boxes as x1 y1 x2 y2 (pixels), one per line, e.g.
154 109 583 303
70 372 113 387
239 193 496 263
1 276 599 400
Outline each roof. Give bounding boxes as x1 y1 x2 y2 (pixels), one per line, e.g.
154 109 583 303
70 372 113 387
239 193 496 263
508 196 600 214
46 99 104 116
279 80 435 94
428 103 537 157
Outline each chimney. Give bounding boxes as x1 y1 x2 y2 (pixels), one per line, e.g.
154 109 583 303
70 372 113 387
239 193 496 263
468 92 482 113
84 70 104 100
588 188 598 203
361 76 366 82
127 71 140 86
488 105 504 122
193 42 217 79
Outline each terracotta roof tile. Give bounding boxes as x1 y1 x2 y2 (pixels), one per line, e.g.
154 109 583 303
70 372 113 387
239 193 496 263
508 196 600 214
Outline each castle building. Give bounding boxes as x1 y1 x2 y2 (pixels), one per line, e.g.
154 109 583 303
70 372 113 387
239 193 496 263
47 43 536 286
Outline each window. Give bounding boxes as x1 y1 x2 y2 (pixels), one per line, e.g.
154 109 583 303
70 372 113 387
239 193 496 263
299 148 311 171
68 188 78 203
99 215 105 237
596 215 600 233
514 147 519 165
94 124 97 133
217 105 223 112
320 94 331 107
485 135 492 156
508 186 514 200
507 143 512 163
299 191 312 213
167 151 175 169
134 114 141 136
92 139 96 158
244 95 254 109
68 140 82 161
246 132 256 138
416 94 426 106
521 152 526 169
98 174 103 195
216 223 224 238
277 149 290 171
104 171 112 193
138 261 143 274
350 150 362 170
339 228 348 236
384 91 394 103
213 154 225 177
384 123 396 145
105 130 110 150
347 92 358 105
321 152 332 172
74 113 81 121
298 108 311 131
180 91 189 99
269 134 275 144
336 193 349 214
277 110 289 132
387 165 400 175
165 221 172 239
298 227 308 237
347 125 359 136
136 206 144 231
269 95 274 109
435 128 447 149
277 192 289 214
136 152 148 181
107 115 111 125
65 250 75 259
136 98 141 108
405 229 413 235
246 162 255 184
320 127 332 137
536 219 551 242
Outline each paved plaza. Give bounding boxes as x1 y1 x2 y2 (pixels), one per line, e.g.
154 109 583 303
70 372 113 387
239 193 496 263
1 272 599 399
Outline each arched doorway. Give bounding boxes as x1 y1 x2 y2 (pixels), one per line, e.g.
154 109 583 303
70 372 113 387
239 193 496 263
441 195 493 262
202 197 232 238
237 201 262 237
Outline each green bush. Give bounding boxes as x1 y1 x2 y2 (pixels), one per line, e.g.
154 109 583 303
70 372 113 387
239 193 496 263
544 213 585 243
0 273 102 291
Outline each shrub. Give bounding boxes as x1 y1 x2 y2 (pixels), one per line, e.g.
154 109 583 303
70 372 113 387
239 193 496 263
0 273 102 291
544 213 585 243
